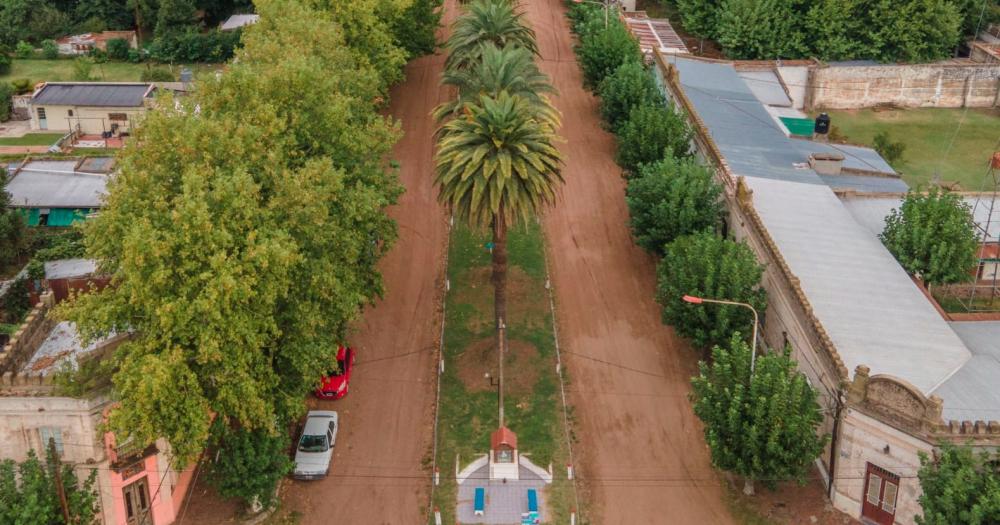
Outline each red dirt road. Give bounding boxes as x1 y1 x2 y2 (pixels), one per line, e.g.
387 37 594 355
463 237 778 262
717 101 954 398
277 5 458 523
524 0 738 523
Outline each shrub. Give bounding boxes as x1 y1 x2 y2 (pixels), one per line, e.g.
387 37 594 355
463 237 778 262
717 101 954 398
15 41 33 59
72 57 95 81
0 83 12 122
140 66 176 82
391 0 442 58
655 232 767 349
106 38 130 60
126 48 143 63
626 156 724 255
1 276 30 324
597 61 662 130
88 47 108 63
872 130 905 165
10 78 33 94
149 29 242 63
0 53 10 75
575 19 643 89
41 39 58 59
206 420 293 510
615 103 694 175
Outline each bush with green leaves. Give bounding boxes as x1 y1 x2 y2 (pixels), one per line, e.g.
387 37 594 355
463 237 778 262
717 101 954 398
72 57 95 81
149 29 242 63
880 189 979 285
626 155 723 255
0 82 12 122
41 39 58 59
391 0 442 58
10 78 32 94
0 52 10 75
140 66 175 82
715 0 806 60
206 420 293 510
597 61 662 130
106 38 130 60
575 18 642 89
916 443 1000 525
656 232 767 349
614 102 694 175
1 276 30 324
873 130 905 165
127 48 143 63
0 447 100 525
692 333 828 495
567 1 605 36
14 41 33 59
0 167 25 261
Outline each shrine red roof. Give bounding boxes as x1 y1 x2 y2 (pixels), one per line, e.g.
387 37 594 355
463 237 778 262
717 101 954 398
491 426 517 450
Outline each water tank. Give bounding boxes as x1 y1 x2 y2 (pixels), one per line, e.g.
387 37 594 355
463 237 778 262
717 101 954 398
179 68 193 83
814 112 831 135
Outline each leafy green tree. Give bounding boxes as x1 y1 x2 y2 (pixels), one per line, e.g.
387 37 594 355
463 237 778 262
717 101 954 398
575 18 642 88
71 57 95 81
716 0 807 60
311 0 408 94
41 39 59 59
0 164 26 265
75 0 133 30
14 41 32 59
597 61 662 130
434 42 556 124
0 0 31 48
28 6 73 43
434 92 563 334
625 155 723 255
390 0 441 58
692 334 828 495
917 443 1000 525
106 38 130 60
804 0 866 61
675 0 723 39
0 52 9 76
656 232 766 348
614 102 693 175
445 0 537 71
0 447 100 525
0 81 12 122
206 419 293 509
155 0 198 39
880 189 979 285
867 0 962 63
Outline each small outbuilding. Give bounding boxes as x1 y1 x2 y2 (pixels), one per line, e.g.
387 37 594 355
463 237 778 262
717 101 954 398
29 82 155 135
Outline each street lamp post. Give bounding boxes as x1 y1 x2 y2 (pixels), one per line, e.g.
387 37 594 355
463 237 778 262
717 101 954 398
682 295 760 376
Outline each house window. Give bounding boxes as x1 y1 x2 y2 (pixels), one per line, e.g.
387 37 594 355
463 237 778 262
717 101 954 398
68 109 74 117
108 113 128 122
38 427 63 455
37 107 46 120
866 473 881 505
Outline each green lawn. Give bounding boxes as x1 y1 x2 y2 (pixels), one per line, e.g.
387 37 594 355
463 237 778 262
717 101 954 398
0 133 63 146
0 59 222 84
431 221 577 524
821 108 1000 191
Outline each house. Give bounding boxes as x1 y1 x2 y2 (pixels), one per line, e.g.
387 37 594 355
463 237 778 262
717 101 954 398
56 31 138 56
29 82 155 135
220 14 259 31
0 293 195 525
653 52 1000 525
5 157 112 226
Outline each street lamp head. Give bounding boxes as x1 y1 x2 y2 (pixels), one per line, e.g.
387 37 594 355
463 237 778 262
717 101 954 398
682 295 703 304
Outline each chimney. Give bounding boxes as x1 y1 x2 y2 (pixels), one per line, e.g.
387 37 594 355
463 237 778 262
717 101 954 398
809 152 844 175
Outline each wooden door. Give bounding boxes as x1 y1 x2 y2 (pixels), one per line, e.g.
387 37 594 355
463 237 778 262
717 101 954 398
862 462 899 525
123 476 152 525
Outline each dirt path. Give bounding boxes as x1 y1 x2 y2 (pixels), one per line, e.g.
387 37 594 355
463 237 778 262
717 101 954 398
523 0 738 523
277 5 457 523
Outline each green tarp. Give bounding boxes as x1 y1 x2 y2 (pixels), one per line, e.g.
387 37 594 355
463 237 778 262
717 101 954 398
779 117 815 137
17 208 91 227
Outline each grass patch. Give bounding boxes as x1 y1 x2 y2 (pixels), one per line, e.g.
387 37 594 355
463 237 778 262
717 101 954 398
0 133 63 146
0 59 221 84
933 292 1000 313
820 108 1000 190
432 221 576 524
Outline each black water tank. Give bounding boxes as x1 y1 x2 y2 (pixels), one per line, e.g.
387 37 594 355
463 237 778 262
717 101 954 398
814 112 831 135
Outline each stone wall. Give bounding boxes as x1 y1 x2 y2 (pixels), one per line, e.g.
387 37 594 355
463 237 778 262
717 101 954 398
808 62 1000 109
0 293 55 375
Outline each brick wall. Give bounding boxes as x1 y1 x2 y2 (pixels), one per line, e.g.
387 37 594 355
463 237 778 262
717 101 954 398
808 62 1000 109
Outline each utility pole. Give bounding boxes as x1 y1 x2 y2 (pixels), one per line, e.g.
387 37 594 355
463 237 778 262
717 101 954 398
49 437 71 524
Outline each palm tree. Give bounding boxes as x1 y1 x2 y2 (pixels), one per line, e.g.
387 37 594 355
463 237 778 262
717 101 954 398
434 43 558 124
434 91 563 332
445 0 538 71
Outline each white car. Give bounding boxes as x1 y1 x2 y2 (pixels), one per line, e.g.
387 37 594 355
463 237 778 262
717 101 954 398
292 410 339 480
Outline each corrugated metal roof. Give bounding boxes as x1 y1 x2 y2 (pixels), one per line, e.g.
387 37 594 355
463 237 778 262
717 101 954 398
32 83 152 107
44 258 97 280
738 70 792 107
221 14 259 31
935 322 1000 421
6 160 108 208
624 14 687 55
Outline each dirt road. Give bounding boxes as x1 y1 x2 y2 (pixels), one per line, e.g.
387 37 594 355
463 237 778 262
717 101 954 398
523 0 738 523
278 6 457 523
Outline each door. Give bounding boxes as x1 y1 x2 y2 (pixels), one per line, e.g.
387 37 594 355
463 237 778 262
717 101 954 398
862 463 899 525
123 476 152 525
37 107 47 130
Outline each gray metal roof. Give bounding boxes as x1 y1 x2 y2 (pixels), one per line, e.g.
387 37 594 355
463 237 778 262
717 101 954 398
6 160 108 208
21 321 113 376
841 195 1000 243
668 56 973 393
44 258 97 280
738 70 792 107
934 322 1000 421
220 14 259 31
32 83 152 107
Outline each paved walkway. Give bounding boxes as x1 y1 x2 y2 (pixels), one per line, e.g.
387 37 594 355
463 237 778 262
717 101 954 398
456 465 547 524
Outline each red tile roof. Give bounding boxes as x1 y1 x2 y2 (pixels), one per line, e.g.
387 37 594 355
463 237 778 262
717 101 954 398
491 426 517 450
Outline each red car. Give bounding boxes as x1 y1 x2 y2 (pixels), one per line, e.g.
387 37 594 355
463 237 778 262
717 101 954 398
314 346 355 400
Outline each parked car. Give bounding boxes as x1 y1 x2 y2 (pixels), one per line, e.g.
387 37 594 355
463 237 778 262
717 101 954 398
314 346 355 400
292 410 339 480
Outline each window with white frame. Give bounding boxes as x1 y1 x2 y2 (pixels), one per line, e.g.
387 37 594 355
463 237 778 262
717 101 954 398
38 427 63 456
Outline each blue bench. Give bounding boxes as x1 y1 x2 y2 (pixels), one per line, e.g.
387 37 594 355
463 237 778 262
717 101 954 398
474 487 485 516
527 488 538 512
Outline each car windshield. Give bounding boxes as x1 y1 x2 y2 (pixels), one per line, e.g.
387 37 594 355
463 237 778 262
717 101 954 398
298 434 328 453
327 358 346 377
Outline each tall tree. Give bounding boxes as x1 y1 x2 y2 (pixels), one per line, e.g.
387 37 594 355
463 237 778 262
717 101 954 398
445 0 538 70
692 334 828 495
715 0 807 60
0 0 32 47
390 0 442 59
655 232 766 349
155 0 198 39
675 0 724 40
614 102 694 175
434 91 563 336
625 155 723 255
309 0 408 93
0 164 26 267
596 60 662 131
803 0 866 61
75 0 134 30
0 448 99 525
917 443 1000 525
575 17 643 89
867 0 962 63
880 188 979 286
